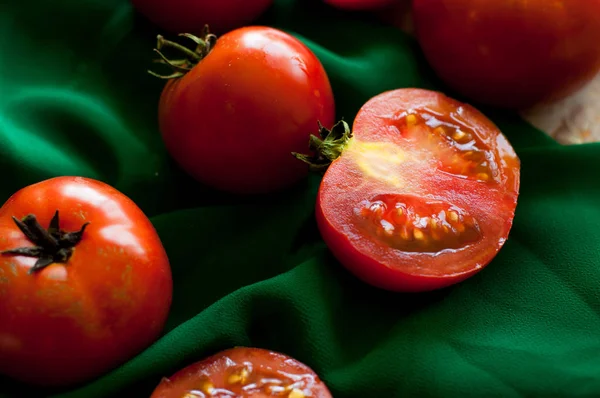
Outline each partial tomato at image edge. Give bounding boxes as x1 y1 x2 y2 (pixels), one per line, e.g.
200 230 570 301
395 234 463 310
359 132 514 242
0 176 172 387
411 0 600 109
149 347 333 398
324 0 401 10
296 88 520 292
130 0 274 35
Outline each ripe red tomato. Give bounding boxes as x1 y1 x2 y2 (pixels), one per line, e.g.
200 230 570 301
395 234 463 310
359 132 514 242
149 347 333 397
0 176 172 387
154 26 335 194
324 0 400 10
412 0 600 109
299 88 520 292
130 0 273 35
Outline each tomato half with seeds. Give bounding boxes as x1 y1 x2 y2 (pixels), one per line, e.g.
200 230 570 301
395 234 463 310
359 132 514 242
297 88 520 292
152 26 335 195
149 347 333 398
0 176 172 387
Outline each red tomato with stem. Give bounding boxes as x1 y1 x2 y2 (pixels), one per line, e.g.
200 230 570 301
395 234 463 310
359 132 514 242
130 0 274 35
149 347 333 397
152 26 335 195
324 0 401 10
412 0 600 109
295 88 520 292
0 176 172 387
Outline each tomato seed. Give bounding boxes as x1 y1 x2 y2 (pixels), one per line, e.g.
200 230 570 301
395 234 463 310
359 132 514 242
448 211 459 222
288 388 306 398
357 194 482 253
414 230 425 240
452 129 468 141
400 226 413 240
181 392 203 398
476 172 489 181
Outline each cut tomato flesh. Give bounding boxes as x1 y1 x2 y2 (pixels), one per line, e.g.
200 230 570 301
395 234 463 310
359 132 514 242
398 110 499 182
356 194 482 253
317 88 520 292
149 348 332 398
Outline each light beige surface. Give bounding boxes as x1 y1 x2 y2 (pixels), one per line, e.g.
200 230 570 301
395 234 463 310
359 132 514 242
522 73 600 145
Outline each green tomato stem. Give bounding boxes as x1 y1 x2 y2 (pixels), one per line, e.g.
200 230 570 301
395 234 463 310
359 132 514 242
147 25 218 80
292 120 353 173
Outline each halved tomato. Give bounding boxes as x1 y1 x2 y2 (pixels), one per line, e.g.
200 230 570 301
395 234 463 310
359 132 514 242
297 88 520 292
149 347 332 397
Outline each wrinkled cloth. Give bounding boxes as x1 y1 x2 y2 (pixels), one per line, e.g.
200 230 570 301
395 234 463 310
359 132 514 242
1 0 600 397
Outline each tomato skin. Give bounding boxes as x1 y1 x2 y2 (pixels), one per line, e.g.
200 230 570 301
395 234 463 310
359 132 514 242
130 0 273 35
324 0 400 10
412 0 600 109
158 26 335 195
149 347 333 397
316 88 520 292
0 176 172 387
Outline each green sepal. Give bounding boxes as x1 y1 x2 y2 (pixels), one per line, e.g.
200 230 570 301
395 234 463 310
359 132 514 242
147 25 218 80
292 120 353 173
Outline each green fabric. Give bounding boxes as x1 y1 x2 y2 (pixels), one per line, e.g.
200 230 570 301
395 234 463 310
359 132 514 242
2 0 599 396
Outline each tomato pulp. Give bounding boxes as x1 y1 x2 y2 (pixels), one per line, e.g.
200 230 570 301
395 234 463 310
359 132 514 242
154 26 335 194
412 0 600 109
305 89 520 292
149 347 333 397
130 0 274 35
0 177 172 387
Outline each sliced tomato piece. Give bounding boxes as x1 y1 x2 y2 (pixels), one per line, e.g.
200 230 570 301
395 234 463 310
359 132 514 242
310 88 520 292
149 347 332 398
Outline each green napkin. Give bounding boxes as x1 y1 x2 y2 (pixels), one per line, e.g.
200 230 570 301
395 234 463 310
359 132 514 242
2 0 599 397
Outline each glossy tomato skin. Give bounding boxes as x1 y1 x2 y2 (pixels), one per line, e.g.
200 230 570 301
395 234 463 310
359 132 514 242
159 26 335 195
412 0 600 109
317 88 520 292
130 0 273 35
149 347 333 397
325 0 400 10
0 176 172 387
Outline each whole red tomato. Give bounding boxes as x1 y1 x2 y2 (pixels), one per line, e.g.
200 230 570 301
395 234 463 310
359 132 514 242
412 0 600 109
130 0 273 35
149 347 333 397
296 88 520 292
324 0 400 10
153 26 335 194
0 176 172 387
